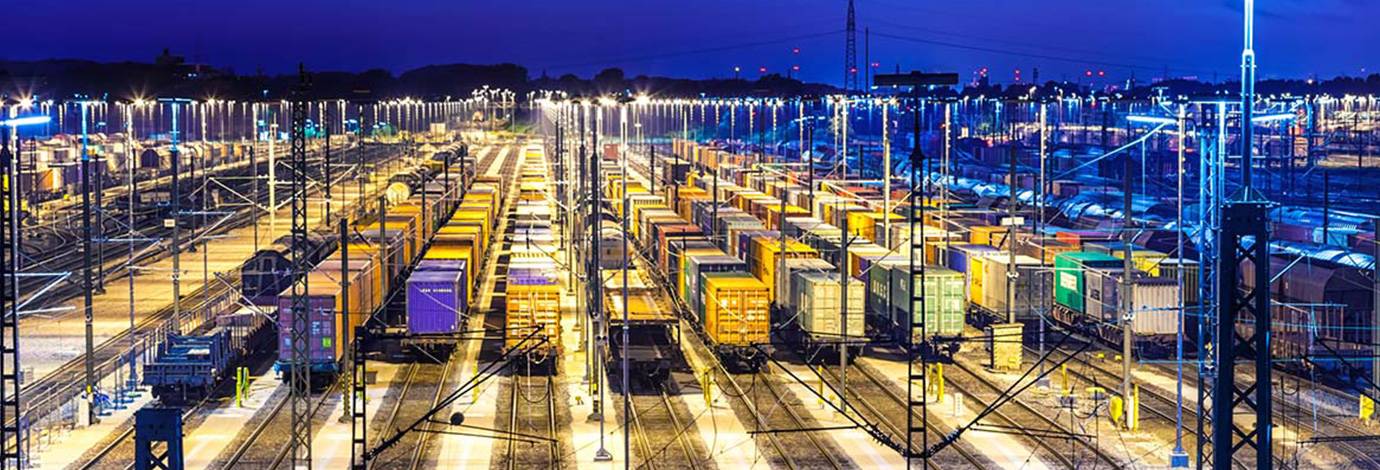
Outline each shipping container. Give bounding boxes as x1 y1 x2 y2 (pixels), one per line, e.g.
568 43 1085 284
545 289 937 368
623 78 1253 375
406 269 466 335
701 273 772 349
1052 251 1123 315
865 256 965 349
969 255 1047 324
748 236 818 302
790 271 867 340
505 282 563 353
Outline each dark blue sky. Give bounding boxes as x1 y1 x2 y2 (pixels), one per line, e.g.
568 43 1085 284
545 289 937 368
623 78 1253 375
9 0 1378 85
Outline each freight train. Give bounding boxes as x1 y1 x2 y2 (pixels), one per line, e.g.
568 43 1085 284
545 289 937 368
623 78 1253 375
142 307 274 403
501 143 564 371
661 139 1187 361
259 142 471 381
603 269 681 385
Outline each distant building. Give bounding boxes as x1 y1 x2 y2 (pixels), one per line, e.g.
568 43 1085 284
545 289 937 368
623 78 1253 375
155 48 223 80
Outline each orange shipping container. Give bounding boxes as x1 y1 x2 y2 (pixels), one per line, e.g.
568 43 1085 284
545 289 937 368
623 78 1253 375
702 273 771 347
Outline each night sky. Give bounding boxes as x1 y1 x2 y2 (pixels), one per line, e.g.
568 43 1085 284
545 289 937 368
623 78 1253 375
9 0 1378 85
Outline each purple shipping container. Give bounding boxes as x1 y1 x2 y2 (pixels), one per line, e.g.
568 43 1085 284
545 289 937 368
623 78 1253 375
508 267 558 285
737 230 780 263
276 296 338 366
417 259 467 272
407 270 466 335
945 244 999 274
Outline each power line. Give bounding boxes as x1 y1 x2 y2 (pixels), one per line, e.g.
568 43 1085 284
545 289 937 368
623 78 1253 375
866 17 1189 71
869 29 1233 78
539 30 844 72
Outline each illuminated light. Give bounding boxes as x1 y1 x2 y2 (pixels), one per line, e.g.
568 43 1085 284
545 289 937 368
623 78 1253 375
792 65 800 72
0 115 52 127
1252 113 1296 123
1097 70 1106 77
1126 115 1176 126
792 48 800 54
1085 70 1093 77
759 66 767 73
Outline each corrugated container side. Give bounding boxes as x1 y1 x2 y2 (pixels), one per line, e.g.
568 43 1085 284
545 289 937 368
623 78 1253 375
406 270 465 334
1131 278 1180 336
793 272 867 339
702 274 771 347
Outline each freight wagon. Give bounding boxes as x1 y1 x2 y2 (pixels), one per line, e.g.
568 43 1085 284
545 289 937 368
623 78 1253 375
1240 253 1376 381
502 148 564 372
865 256 967 359
780 270 868 362
701 272 772 371
143 307 273 403
269 154 473 378
239 232 337 306
1050 251 1182 358
604 270 682 386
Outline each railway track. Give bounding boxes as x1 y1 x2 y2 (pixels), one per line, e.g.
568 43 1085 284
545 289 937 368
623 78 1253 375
497 373 563 470
370 354 456 470
946 357 1123 469
14 143 395 314
11 145 411 435
215 380 342 469
616 383 706 469
76 395 215 470
18 279 237 436
1040 343 1372 468
720 365 850 470
814 361 988 469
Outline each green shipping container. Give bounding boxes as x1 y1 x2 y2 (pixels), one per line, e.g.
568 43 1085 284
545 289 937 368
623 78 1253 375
889 265 966 340
1052 251 1122 314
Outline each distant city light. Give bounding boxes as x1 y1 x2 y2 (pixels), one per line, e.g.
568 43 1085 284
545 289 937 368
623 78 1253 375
1126 115 1176 126
0 116 53 127
1252 113 1296 123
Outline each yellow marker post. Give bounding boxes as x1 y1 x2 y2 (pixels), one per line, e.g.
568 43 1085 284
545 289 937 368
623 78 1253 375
815 365 827 408
702 369 714 407
1361 394 1375 422
1128 384 1140 431
1110 395 1124 428
234 367 244 407
929 363 945 403
1060 364 1070 396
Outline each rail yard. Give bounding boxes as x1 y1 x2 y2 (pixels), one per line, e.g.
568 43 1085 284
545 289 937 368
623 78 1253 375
1 2 1378 467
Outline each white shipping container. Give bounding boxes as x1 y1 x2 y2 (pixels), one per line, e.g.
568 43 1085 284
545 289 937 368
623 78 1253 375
1130 278 1181 336
979 255 1042 314
792 271 867 339
780 258 835 311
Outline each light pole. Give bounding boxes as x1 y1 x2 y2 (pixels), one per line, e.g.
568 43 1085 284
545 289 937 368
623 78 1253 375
0 113 51 467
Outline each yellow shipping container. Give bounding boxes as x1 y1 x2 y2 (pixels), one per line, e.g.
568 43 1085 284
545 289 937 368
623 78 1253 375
506 283 563 352
749 237 817 302
969 225 1005 247
449 209 491 245
968 255 987 305
1114 249 1169 276
702 274 771 347
761 204 809 230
